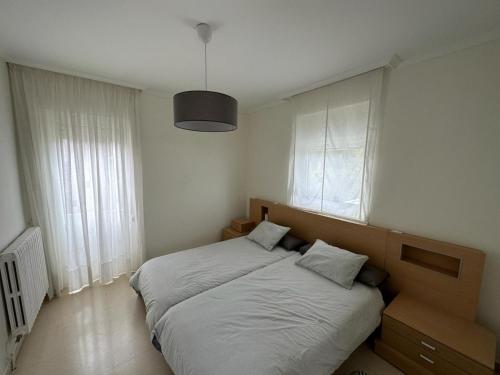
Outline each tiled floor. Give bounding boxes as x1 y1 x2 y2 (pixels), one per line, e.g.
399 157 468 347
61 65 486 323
13 277 402 375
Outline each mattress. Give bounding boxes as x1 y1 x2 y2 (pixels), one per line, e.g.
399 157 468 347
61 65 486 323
130 237 291 331
154 253 385 375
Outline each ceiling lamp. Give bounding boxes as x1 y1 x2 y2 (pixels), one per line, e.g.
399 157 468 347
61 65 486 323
174 23 238 132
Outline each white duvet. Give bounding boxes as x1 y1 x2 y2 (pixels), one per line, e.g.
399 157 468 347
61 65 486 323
130 237 291 331
154 253 385 375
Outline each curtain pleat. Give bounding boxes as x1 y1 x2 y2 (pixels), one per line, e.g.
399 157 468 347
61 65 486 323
8 64 145 295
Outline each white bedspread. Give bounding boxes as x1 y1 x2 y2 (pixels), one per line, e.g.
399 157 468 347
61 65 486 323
130 237 291 331
154 253 385 375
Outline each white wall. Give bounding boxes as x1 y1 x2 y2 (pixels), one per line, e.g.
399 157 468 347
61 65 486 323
0 62 27 373
245 39 500 360
246 101 293 204
370 39 500 359
140 91 248 259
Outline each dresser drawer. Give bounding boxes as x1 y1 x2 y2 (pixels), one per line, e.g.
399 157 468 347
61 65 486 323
383 316 493 375
382 327 468 375
375 339 434 375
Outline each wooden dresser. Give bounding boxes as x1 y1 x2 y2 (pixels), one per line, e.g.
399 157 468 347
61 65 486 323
375 294 496 375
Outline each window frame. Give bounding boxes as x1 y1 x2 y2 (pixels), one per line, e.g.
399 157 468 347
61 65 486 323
289 101 372 224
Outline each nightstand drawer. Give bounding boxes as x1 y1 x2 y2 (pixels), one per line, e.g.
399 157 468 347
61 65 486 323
230 218 255 233
376 339 434 375
382 327 468 375
221 227 248 241
383 316 492 375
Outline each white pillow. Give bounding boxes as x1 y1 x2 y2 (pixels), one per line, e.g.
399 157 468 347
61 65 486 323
246 221 290 251
295 239 368 289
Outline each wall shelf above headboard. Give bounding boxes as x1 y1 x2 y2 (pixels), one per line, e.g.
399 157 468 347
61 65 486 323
400 244 462 278
386 231 485 321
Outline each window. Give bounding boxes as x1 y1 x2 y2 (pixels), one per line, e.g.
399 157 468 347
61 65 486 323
289 69 383 222
49 111 138 293
9 63 144 295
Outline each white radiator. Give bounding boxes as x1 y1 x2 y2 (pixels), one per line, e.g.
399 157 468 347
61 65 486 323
0 227 49 336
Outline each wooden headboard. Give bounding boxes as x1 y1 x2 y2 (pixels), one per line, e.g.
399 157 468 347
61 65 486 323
249 198 485 321
249 198 388 268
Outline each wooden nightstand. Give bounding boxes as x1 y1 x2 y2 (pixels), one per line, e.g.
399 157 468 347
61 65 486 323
375 294 496 375
221 227 248 240
221 218 255 241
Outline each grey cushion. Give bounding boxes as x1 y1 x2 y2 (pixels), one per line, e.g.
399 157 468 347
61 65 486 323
356 264 389 287
246 221 290 251
278 233 307 251
298 242 313 255
295 239 368 289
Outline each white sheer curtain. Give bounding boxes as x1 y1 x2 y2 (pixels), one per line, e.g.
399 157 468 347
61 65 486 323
9 64 144 295
288 69 383 222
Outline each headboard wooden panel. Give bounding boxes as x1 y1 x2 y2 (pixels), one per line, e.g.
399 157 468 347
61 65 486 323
249 198 486 321
385 232 485 321
249 198 389 268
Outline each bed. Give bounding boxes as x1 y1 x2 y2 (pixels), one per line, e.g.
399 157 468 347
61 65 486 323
133 198 487 375
153 253 385 375
130 236 292 330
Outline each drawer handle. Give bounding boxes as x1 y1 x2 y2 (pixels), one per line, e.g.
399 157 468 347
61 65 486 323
420 340 436 351
419 354 435 365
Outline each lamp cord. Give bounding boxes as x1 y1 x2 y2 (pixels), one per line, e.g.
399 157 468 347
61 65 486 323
204 43 208 91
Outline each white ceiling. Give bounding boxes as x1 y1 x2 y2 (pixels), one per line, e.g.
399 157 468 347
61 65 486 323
1 0 500 110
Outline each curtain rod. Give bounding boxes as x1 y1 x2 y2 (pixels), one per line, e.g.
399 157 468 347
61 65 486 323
280 54 401 100
5 59 144 92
